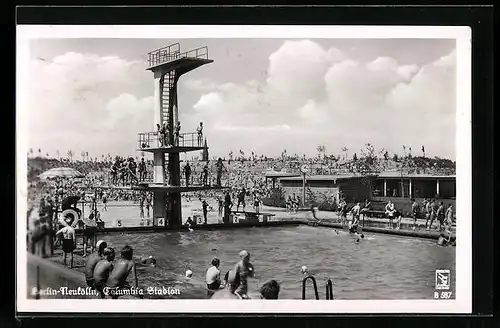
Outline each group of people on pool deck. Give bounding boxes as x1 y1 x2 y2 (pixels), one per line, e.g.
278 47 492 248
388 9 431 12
200 250 280 300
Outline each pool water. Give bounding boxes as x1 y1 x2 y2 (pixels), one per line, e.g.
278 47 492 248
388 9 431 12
98 225 455 300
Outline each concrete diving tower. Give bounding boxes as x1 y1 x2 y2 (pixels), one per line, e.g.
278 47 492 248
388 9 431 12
138 43 228 229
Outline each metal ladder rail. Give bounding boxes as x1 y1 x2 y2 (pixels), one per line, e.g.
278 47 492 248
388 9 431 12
302 275 319 300
326 279 334 300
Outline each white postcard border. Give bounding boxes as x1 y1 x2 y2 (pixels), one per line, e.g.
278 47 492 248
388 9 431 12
16 25 472 314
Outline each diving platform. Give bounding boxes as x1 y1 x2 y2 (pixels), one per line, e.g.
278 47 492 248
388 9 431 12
139 146 205 153
138 132 206 153
146 44 213 74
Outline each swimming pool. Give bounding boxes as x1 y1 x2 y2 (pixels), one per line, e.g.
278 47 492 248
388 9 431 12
98 224 456 300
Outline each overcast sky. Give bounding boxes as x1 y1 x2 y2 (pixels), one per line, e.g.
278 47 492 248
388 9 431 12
28 38 456 160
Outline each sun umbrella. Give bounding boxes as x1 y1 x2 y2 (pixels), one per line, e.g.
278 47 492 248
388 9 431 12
38 167 85 180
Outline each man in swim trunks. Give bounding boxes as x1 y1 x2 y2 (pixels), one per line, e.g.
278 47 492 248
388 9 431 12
102 192 108 211
427 199 438 230
385 200 396 229
93 247 115 298
217 195 224 218
236 188 246 212
55 219 76 268
445 204 454 231
253 192 260 214
202 199 209 224
107 245 139 299
351 202 361 231
206 258 222 296
85 240 107 288
437 201 446 231
227 250 254 299
411 198 420 230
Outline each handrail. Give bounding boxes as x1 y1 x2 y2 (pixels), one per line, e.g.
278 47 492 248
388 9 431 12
302 275 319 300
326 279 334 300
148 45 209 67
138 131 204 149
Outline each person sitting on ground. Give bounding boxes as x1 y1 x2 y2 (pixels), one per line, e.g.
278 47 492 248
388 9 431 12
107 245 139 299
85 240 107 288
54 218 76 268
185 217 194 230
93 247 115 298
206 257 222 295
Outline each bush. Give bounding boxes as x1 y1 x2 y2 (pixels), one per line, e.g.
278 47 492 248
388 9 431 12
261 188 287 208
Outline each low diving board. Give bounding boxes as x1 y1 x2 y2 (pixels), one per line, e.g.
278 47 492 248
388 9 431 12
231 211 276 223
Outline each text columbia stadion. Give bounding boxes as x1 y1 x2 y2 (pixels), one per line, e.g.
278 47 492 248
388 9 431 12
32 286 181 297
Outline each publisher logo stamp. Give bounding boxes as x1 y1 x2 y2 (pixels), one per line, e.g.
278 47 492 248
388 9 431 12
435 269 450 290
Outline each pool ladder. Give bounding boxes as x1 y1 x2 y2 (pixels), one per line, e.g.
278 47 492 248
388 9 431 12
302 276 334 300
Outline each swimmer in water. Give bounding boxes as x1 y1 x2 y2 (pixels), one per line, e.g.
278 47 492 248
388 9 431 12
140 255 157 268
352 232 365 243
301 265 311 277
186 269 193 279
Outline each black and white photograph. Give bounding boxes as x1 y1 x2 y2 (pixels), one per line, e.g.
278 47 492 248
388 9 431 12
16 25 472 313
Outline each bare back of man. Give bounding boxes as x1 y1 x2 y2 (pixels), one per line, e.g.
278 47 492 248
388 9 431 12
85 252 102 285
107 259 135 288
93 259 114 297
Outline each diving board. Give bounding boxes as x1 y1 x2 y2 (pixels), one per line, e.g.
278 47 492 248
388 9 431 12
231 210 276 223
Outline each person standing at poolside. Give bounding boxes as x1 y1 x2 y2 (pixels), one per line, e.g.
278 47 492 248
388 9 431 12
350 202 361 232
202 199 209 224
145 192 152 218
437 201 446 231
445 204 454 230
427 199 437 230
196 122 204 146
139 194 145 219
223 192 233 224
411 198 420 230
183 162 192 187
217 195 224 218
236 188 246 212
54 218 76 268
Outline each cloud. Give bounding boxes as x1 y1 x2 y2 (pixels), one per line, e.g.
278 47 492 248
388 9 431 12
190 40 456 159
29 52 153 157
28 41 457 160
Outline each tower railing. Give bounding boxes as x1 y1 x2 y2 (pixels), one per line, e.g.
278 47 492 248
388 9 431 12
147 45 209 67
138 131 205 149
